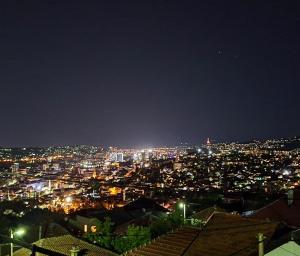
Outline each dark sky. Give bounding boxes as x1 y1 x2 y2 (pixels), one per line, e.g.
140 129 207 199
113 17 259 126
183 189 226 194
0 0 299 147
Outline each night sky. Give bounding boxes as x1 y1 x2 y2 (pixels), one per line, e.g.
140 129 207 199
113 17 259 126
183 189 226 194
0 1 299 147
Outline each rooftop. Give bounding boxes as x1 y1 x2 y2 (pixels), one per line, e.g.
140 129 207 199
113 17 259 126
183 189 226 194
126 212 278 256
252 189 300 228
14 235 118 256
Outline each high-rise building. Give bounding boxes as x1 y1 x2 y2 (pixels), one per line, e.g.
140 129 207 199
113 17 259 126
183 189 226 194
116 153 124 162
207 137 211 145
206 138 213 155
141 151 146 162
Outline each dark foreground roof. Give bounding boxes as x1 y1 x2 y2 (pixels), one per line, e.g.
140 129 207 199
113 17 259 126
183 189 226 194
252 189 300 228
126 212 278 256
123 197 168 212
191 206 226 223
125 227 200 256
14 235 118 256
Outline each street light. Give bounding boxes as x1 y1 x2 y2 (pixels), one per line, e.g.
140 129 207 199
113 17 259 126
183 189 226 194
65 196 73 203
13 229 25 236
65 196 73 214
10 228 25 256
179 202 186 222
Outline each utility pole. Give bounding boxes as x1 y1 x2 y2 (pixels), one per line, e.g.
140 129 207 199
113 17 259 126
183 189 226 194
38 226 42 240
10 229 13 256
179 202 186 222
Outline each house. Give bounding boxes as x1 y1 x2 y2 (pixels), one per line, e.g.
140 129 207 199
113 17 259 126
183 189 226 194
65 197 168 236
125 227 200 256
125 212 279 256
123 197 168 213
190 206 226 226
14 234 118 256
251 189 300 228
69 215 102 234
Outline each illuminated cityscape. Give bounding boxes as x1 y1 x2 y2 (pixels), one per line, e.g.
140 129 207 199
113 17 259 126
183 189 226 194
1 0 300 255
1 138 300 214
1 137 300 255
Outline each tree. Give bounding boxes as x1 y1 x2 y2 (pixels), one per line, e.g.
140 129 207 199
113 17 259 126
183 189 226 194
85 217 114 249
150 215 172 237
85 219 151 254
89 179 100 191
114 225 151 253
150 209 183 238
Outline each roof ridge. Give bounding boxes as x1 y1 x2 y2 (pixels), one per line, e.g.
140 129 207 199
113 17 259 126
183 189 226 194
254 198 283 215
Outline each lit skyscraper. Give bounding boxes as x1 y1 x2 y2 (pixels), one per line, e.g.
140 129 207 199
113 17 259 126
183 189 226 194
116 153 124 162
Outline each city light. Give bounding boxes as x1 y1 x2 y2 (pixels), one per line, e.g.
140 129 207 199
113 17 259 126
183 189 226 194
10 228 26 256
65 196 73 203
179 202 186 221
0 1 298 255
14 228 26 236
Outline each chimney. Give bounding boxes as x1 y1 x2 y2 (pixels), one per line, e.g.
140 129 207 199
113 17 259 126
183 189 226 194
257 233 265 256
287 190 294 206
70 246 80 256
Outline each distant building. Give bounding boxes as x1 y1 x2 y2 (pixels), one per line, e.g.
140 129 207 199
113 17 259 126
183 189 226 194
52 163 60 171
11 162 19 173
141 151 146 162
173 162 182 171
207 137 211 145
116 153 124 162
42 163 50 171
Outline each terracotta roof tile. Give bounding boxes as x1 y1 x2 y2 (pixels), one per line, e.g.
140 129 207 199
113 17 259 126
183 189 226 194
125 227 200 256
14 235 118 256
192 206 226 223
126 213 278 256
252 190 300 228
